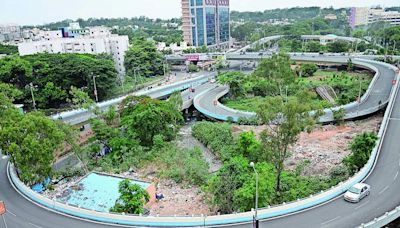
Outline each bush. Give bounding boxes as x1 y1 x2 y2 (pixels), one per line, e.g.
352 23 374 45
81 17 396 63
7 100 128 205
343 132 378 174
153 143 209 186
192 121 236 161
299 63 318 77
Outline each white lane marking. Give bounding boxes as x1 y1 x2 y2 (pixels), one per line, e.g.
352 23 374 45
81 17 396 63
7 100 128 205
379 186 389 195
355 200 369 210
389 118 400 121
395 171 399 180
321 216 341 226
6 209 16 217
29 222 43 228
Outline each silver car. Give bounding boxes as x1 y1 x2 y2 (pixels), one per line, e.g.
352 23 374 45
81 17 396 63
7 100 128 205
344 183 370 203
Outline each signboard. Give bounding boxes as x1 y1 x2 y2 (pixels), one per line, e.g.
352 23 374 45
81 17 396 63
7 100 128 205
205 0 229 6
185 55 199 61
0 201 5 215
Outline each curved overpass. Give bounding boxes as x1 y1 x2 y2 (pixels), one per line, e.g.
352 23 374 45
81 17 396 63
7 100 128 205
1 49 400 227
194 55 395 123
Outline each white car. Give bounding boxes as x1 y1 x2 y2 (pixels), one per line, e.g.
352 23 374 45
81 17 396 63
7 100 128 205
344 183 370 203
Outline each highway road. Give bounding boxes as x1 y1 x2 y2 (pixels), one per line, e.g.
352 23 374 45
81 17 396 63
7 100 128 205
0 158 112 228
1 54 399 227
195 56 396 122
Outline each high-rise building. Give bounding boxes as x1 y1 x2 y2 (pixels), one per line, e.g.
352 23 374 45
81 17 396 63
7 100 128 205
181 0 230 50
349 7 400 28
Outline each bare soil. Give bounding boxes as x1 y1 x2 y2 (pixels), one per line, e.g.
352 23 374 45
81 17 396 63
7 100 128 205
232 114 383 176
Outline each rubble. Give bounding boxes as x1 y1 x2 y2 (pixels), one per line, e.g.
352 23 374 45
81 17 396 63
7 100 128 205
233 114 383 176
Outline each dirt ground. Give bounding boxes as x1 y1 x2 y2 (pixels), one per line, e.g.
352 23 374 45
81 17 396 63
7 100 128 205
121 166 213 216
232 114 383 176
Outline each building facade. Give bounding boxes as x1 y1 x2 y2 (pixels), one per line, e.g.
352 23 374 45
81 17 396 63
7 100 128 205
18 32 129 76
349 7 400 28
182 0 230 50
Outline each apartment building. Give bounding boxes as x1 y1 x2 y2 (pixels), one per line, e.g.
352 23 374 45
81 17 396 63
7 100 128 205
181 0 230 50
349 7 400 28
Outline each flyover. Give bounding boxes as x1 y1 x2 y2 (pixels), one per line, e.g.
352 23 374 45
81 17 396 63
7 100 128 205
2 37 400 227
194 54 396 123
51 72 216 125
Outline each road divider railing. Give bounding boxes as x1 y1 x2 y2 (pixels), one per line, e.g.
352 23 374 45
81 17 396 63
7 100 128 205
51 73 214 125
358 69 400 228
199 58 391 124
8 61 400 227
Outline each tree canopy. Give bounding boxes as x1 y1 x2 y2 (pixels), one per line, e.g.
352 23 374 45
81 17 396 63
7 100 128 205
0 53 118 110
124 38 164 78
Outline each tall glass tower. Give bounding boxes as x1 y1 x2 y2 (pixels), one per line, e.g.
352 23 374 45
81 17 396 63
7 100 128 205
182 0 230 50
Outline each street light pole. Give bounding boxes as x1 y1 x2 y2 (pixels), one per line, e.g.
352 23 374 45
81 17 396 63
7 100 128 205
250 162 259 228
92 75 98 102
29 83 37 111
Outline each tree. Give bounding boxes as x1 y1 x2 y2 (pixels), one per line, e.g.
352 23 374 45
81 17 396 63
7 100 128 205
110 180 150 214
207 156 251 213
257 91 319 193
237 131 261 160
217 72 247 98
252 53 296 96
0 44 18 55
188 64 199 73
124 38 164 78
299 63 318 77
120 96 183 146
343 132 378 174
327 41 349 53
1 111 68 185
305 41 323 52
168 91 183 111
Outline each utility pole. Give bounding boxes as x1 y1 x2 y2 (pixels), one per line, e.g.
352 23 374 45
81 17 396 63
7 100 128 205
29 83 37 111
250 162 259 228
92 75 98 102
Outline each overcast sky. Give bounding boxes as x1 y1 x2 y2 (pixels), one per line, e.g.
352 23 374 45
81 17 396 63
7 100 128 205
1 0 399 26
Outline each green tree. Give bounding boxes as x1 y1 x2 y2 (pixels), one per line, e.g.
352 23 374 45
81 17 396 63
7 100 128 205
1 111 68 185
207 156 251 213
168 91 183 111
120 96 183 146
110 180 150 214
237 131 261 160
299 63 318 77
124 38 164 78
257 91 319 193
0 44 18 55
252 53 296 96
327 41 349 53
305 41 323 52
217 72 247 98
343 132 378 174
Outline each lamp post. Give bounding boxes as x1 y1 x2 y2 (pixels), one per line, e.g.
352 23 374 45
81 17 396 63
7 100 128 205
92 74 98 102
250 162 259 228
27 83 37 111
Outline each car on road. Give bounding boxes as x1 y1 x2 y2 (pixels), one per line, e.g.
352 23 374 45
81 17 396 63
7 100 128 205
344 183 370 203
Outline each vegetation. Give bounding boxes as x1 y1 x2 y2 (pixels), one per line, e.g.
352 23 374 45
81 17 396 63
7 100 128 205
110 180 150 215
194 121 346 213
39 17 183 46
0 53 118 110
0 83 77 185
297 63 318 77
344 132 378 174
0 44 18 55
257 91 320 192
223 65 372 112
124 37 164 78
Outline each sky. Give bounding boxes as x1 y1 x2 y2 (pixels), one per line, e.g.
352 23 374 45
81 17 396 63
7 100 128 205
1 0 399 26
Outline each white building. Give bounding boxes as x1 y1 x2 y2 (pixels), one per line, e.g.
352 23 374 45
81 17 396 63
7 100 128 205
349 7 400 28
18 34 129 76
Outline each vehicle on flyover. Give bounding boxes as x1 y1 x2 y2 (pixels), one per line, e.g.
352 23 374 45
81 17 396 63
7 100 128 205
344 183 371 203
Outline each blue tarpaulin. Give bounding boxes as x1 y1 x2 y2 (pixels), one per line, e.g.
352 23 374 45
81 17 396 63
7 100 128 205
31 178 51 193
